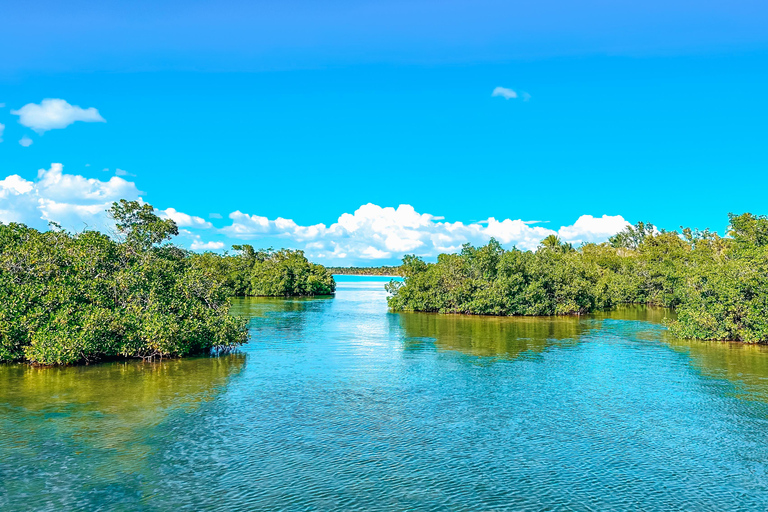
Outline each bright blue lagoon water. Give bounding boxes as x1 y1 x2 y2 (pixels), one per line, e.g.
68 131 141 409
3 275 768 510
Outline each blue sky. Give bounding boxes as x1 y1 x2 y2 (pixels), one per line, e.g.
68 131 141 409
1 0 767 264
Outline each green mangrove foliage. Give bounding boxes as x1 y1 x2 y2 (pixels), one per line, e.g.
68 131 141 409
191 245 335 297
0 200 248 365
0 200 336 366
386 213 768 343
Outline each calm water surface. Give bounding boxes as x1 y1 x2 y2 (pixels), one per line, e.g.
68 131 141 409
3 276 768 510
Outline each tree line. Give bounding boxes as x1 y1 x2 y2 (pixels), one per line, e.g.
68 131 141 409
326 266 403 276
0 200 335 365
386 213 768 343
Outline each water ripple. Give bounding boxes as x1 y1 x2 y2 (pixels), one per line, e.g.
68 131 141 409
2 280 768 510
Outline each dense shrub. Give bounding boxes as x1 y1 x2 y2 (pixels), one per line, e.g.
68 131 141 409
0 198 340 365
191 246 335 297
386 240 604 316
0 201 248 365
387 213 768 343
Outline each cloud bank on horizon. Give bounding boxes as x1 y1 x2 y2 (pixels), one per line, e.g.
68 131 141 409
0 164 630 264
222 205 627 260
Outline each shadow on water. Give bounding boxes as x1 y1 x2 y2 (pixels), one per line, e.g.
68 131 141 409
0 353 246 509
397 305 675 360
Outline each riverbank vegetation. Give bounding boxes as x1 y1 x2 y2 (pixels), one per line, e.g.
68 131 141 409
0 200 335 365
386 213 768 343
192 246 336 297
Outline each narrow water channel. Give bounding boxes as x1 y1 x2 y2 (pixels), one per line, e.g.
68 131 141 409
2 276 768 510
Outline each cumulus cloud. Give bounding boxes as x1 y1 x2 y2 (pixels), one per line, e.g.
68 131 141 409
224 211 326 241
0 164 230 253
0 175 34 196
177 229 226 251
0 163 142 230
19 136 33 147
115 168 135 177
191 239 226 251
0 122 4 142
492 87 518 100
35 163 141 205
11 99 106 133
557 214 631 245
221 203 629 262
158 207 213 229
0 164 629 261
0 175 38 224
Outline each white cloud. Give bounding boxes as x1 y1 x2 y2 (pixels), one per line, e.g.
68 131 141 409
492 87 518 100
36 163 141 204
221 203 630 262
115 168 135 177
180 229 225 251
0 175 38 224
158 207 213 229
0 175 34 195
0 122 4 142
11 99 106 133
209 213 223 219
191 239 226 251
0 163 142 230
361 246 391 259
0 164 629 262
0 163 233 253
223 211 326 241
557 214 630 245
19 136 33 147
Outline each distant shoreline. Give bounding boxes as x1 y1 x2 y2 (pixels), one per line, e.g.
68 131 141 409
327 267 403 277
333 273 401 278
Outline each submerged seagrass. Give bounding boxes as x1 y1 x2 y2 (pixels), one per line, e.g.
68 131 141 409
387 213 768 343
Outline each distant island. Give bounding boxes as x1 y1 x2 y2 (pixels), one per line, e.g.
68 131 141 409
328 266 403 276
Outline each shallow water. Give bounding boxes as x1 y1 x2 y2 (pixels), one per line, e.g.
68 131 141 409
2 275 768 511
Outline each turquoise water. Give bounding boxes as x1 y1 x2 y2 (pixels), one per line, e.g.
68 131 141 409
3 276 768 510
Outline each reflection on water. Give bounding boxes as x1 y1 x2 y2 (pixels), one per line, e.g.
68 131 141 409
399 312 586 358
0 355 245 510
667 337 768 402
398 305 673 359
2 277 768 510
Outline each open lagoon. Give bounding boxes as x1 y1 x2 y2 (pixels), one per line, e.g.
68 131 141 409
3 275 768 510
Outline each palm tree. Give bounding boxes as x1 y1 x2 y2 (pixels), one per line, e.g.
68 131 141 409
540 235 563 251
539 235 575 254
